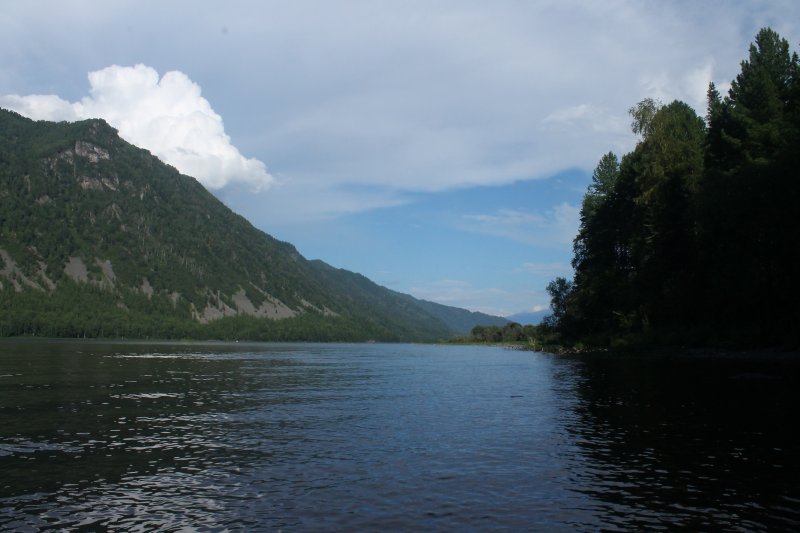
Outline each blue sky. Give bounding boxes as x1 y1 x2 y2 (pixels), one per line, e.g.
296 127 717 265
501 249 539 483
225 169 587 315
2 1 798 316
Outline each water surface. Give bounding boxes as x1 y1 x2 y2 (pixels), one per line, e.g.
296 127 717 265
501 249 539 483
1 341 798 530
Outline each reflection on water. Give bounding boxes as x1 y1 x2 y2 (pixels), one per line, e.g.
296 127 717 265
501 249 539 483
555 354 800 531
0 340 798 530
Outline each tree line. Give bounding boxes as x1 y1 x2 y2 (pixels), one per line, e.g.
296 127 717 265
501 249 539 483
0 282 422 342
544 28 799 349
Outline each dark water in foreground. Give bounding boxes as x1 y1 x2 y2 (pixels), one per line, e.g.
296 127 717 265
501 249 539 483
1 341 798 531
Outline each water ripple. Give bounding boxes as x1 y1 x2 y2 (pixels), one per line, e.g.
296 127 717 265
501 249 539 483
0 342 798 530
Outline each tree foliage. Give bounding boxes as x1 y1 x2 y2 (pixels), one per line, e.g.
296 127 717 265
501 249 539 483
467 322 538 344
0 109 500 342
547 28 800 348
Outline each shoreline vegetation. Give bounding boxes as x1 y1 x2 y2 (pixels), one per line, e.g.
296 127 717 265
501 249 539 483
1 30 796 351
468 28 800 355
446 334 800 360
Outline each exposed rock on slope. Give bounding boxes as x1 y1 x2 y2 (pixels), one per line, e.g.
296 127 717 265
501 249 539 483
0 109 506 341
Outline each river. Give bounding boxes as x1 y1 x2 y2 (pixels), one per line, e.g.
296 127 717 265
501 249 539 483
1 340 798 530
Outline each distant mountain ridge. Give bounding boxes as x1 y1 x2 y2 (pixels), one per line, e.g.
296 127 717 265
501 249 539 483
0 108 504 341
506 310 549 326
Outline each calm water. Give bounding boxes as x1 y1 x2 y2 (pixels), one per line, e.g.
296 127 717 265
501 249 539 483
1 341 798 531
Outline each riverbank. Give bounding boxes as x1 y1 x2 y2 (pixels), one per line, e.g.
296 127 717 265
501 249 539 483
529 343 800 360
444 337 800 359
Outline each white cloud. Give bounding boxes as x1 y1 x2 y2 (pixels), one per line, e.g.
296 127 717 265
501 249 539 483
3 2 797 222
221 178 411 225
0 94 78 122
1 1 797 317
518 262 573 278
0 64 273 191
410 278 552 317
542 104 628 134
639 61 718 113
682 62 715 111
410 279 522 317
459 203 581 247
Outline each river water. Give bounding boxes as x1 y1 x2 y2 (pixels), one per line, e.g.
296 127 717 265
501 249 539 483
0 340 798 531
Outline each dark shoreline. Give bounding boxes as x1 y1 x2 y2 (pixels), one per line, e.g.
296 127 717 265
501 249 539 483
541 345 800 360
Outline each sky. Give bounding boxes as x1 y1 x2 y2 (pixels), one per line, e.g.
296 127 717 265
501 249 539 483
1 1 798 318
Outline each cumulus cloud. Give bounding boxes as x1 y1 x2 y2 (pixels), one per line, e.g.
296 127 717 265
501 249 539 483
3 3 796 221
0 64 273 191
0 94 78 122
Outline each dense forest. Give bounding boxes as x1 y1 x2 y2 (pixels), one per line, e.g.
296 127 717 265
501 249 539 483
544 28 799 349
0 108 506 342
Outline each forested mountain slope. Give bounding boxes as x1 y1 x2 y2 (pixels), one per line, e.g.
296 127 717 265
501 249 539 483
0 109 503 341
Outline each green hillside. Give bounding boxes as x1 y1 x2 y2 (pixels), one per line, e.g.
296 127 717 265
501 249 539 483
0 109 503 341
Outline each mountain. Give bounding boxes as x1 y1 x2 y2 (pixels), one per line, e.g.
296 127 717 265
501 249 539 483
506 310 549 326
0 109 504 341
416 299 508 331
